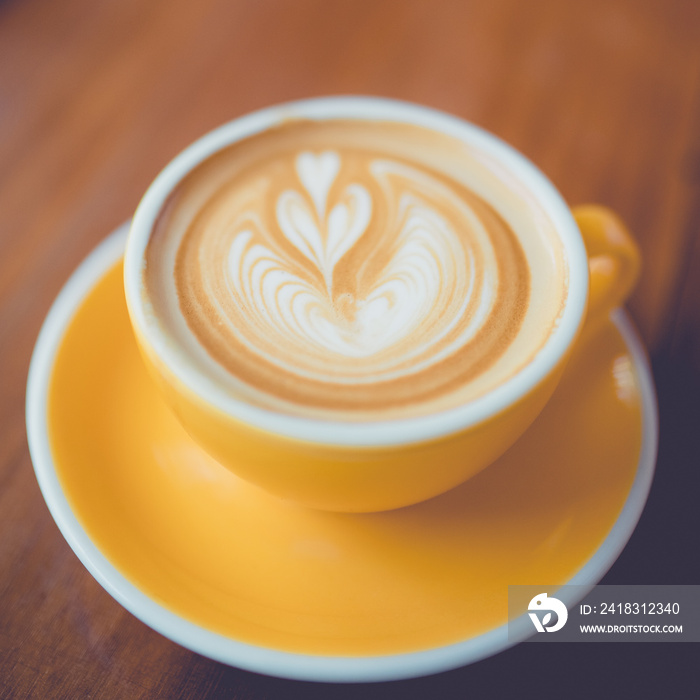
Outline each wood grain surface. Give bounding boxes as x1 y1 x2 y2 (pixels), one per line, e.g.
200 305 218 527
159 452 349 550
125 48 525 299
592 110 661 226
1 0 699 698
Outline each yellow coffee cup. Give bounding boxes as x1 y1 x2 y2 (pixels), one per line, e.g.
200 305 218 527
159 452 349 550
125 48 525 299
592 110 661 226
124 97 639 512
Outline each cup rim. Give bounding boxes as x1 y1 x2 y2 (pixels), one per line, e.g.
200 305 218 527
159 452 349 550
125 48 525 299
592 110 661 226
124 96 589 447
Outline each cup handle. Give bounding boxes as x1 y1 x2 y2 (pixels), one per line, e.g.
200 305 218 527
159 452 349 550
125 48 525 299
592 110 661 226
572 205 641 332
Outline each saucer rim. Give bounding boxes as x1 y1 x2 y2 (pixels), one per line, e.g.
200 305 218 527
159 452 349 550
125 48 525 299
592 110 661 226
26 224 658 683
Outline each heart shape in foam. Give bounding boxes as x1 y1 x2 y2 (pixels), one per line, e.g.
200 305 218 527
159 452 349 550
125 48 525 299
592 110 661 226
295 150 340 219
225 152 487 373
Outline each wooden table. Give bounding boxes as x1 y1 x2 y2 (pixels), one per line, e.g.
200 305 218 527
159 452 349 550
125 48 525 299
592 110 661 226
2 0 699 697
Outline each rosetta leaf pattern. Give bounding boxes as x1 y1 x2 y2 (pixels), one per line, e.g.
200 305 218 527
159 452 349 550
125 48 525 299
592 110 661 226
226 152 483 362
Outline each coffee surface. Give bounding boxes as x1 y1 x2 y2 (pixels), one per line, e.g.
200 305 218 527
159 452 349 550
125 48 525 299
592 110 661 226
145 120 567 420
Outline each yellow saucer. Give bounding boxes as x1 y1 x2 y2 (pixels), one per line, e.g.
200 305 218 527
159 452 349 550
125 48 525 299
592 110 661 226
28 227 657 681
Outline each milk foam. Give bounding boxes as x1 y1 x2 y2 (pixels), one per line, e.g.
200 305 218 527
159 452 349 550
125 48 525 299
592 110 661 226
145 120 567 419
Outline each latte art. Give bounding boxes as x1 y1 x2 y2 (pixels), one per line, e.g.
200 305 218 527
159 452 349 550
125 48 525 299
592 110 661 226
146 120 567 419
228 153 490 364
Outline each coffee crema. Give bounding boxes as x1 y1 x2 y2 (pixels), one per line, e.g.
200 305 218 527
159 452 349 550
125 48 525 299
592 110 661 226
144 120 567 420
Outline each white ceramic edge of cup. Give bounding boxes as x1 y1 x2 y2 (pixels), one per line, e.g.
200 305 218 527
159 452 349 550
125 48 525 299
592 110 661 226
27 223 658 683
123 96 590 447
